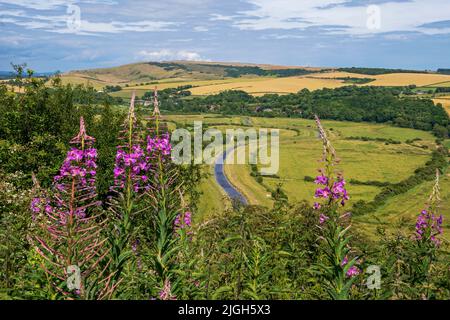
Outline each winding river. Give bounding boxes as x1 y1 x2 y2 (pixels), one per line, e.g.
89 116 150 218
214 146 248 205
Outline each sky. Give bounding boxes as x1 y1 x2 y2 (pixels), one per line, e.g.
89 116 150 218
1 0 450 72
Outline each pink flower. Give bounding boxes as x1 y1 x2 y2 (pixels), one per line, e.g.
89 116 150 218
346 266 360 278
319 213 329 224
341 256 349 266
159 279 176 300
314 175 328 185
174 211 192 230
341 256 360 278
30 198 41 213
113 167 124 178
67 148 83 162
85 148 97 159
415 208 443 246
315 187 331 199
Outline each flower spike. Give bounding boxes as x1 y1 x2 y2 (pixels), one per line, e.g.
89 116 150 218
153 86 160 116
70 116 95 147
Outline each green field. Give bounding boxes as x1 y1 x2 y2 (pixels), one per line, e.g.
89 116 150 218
196 165 229 222
356 174 450 240
166 114 449 241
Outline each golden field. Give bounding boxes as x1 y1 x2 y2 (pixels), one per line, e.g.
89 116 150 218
101 72 450 98
364 73 450 87
309 71 450 85
188 76 344 95
433 97 450 115
188 72 450 96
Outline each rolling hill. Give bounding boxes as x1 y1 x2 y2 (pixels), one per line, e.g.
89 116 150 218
62 61 324 89
59 61 450 99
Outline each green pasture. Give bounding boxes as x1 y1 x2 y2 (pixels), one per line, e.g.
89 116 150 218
165 114 447 239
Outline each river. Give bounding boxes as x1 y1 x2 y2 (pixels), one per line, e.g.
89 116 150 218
214 146 248 205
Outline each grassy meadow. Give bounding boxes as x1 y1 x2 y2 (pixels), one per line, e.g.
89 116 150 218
165 114 449 241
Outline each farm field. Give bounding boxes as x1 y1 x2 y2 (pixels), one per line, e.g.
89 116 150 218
59 66 450 98
361 73 450 87
59 74 107 90
423 81 450 88
165 114 449 240
188 72 450 96
188 76 344 95
356 173 450 241
112 72 450 97
433 97 450 115
109 77 269 98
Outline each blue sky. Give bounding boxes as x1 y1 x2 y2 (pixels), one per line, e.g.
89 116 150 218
1 0 450 72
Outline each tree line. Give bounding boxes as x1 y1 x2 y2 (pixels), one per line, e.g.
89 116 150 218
146 85 450 138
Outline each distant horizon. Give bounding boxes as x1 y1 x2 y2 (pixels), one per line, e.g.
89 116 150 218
1 59 448 74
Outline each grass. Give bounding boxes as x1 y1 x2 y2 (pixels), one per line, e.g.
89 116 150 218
249 123 431 206
165 114 447 240
223 146 273 208
195 165 229 222
424 81 450 87
355 173 450 242
59 74 108 90
262 139 429 202
444 139 450 150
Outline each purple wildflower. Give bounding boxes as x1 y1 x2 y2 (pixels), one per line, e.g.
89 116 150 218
159 279 176 300
315 187 331 199
319 213 329 224
346 266 360 278
314 175 328 185
147 133 172 156
44 204 53 213
85 148 97 159
112 145 149 192
313 116 349 209
174 211 192 232
31 198 41 213
341 256 360 278
415 209 443 246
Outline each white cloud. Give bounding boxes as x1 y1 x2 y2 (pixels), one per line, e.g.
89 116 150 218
0 0 116 11
235 0 450 36
260 33 305 40
168 38 193 42
209 13 236 21
137 49 207 61
193 26 209 32
0 16 175 35
0 0 176 34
